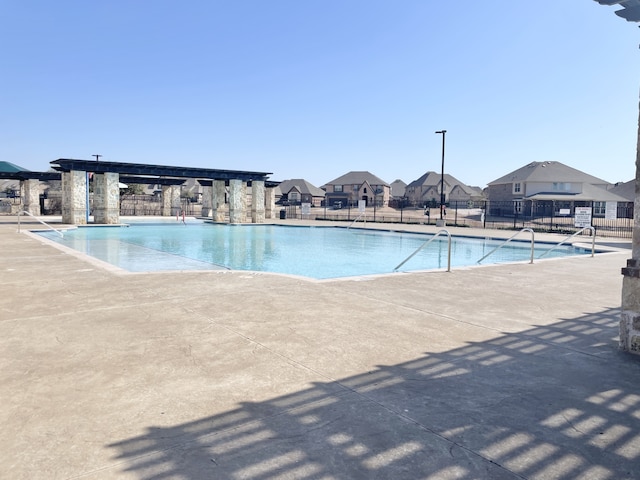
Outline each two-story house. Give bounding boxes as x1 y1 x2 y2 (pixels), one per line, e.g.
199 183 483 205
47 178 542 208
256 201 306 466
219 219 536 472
486 161 628 217
404 171 483 207
322 171 390 208
275 179 325 206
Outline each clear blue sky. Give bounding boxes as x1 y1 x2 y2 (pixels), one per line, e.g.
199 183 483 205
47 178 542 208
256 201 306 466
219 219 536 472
2 0 639 188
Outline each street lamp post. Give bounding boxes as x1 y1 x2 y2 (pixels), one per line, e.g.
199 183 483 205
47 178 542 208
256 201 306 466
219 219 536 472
435 130 446 221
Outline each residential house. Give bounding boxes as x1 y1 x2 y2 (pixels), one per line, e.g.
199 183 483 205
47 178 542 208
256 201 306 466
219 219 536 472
486 161 630 218
275 179 325 207
390 179 406 199
608 180 634 201
322 171 390 208
404 171 482 207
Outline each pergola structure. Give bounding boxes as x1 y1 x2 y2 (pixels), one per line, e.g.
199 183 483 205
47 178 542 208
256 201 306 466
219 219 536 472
0 170 61 216
593 0 640 354
48 159 275 225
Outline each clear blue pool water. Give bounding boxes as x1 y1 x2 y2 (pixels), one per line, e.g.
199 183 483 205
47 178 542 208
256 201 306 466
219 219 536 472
36 222 593 279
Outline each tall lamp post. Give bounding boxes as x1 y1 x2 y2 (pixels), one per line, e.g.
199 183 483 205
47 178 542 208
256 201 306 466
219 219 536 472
435 130 446 222
593 0 640 355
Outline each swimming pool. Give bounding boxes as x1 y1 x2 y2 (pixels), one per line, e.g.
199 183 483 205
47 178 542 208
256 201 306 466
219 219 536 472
34 222 595 279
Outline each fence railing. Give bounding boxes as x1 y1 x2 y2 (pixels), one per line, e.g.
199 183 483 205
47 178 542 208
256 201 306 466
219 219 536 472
303 200 634 238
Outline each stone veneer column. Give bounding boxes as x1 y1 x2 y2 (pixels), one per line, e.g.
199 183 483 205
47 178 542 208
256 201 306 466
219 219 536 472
62 171 87 225
21 179 40 216
251 180 265 223
265 187 275 219
93 172 120 224
161 185 181 216
201 185 212 218
620 96 640 355
211 180 226 222
228 179 245 224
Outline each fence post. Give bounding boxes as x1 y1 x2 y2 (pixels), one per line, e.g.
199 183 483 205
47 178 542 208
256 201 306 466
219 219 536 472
483 201 487 229
454 201 458 225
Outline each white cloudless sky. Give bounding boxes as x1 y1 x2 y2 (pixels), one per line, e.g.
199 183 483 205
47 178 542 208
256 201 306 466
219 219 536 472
1 0 639 188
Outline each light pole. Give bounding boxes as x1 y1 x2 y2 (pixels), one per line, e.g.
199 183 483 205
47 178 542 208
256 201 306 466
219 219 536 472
435 130 446 221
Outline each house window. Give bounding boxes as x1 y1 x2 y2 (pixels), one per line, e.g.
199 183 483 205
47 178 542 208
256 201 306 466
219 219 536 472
363 188 367 194
594 201 606 216
513 183 521 194
514 200 522 214
552 182 570 192
334 185 343 192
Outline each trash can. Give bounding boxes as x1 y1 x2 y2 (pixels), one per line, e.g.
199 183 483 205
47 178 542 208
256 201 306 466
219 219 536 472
279 209 286 219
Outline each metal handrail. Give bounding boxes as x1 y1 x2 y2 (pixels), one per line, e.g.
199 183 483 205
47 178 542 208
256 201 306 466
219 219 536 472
347 212 367 229
537 226 596 259
477 228 534 264
17 210 64 237
394 229 451 272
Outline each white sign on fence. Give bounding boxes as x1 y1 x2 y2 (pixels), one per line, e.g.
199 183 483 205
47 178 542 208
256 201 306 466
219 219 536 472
358 200 366 213
301 203 311 216
605 202 617 220
574 206 592 228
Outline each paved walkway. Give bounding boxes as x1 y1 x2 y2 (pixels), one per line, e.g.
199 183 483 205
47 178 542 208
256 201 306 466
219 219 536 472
1 216 639 479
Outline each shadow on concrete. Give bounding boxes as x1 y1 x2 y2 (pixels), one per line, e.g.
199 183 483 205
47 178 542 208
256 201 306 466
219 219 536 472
107 307 640 479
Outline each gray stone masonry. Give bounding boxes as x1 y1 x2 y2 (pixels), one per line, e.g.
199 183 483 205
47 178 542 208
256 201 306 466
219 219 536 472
62 171 87 224
228 179 244 224
251 180 265 223
211 180 226 222
21 179 40 216
93 172 120 224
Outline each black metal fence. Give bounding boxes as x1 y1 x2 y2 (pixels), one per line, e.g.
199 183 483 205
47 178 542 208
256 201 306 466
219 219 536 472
309 200 634 238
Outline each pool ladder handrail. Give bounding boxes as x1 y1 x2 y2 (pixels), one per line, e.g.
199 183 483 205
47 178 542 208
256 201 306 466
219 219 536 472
394 229 451 273
537 226 596 259
17 210 64 237
347 212 366 229
477 228 534 265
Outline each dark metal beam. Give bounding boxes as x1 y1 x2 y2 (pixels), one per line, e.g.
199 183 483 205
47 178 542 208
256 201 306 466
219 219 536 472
0 171 61 181
50 159 272 182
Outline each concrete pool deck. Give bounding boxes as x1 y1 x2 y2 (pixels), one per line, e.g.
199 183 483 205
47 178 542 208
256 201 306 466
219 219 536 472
1 216 639 479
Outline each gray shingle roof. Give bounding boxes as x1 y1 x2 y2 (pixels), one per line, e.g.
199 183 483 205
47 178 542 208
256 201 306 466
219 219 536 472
276 179 325 197
608 180 635 201
323 171 389 187
406 171 468 190
525 184 628 202
390 179 406 197
488 161 609 186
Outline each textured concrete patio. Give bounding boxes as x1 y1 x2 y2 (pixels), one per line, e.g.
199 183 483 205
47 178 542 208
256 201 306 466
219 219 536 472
1 216 639 479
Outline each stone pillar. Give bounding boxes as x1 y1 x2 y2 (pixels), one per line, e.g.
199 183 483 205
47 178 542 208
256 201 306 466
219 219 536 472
61 171 87 225
620 94 640 355
211 180 226 222
93 172 120 224
229 179 245 224
21 179 40 216
201 185 212 218
251 180 265 223
162 186 171 216
265 187 276 219
162 185 181 216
